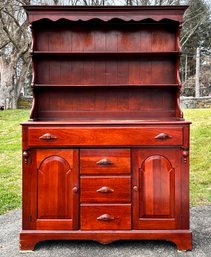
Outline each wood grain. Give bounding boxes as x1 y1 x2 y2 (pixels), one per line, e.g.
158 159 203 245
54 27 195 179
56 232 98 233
133 148 182 230
28 126 183 147
80 204 131 230
80 176 131 203
80 149 130 175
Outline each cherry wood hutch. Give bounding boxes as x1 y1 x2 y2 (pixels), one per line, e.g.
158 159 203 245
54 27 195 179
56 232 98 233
20 6 192 251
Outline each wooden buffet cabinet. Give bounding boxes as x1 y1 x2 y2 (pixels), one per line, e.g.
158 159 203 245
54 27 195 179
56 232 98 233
20 6 192 251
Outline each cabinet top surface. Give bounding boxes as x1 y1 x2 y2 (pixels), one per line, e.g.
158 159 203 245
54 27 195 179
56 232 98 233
24 5 188 24
21 120 191 126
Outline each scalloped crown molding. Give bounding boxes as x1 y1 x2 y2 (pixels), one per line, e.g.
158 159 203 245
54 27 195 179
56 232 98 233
24 5 188 24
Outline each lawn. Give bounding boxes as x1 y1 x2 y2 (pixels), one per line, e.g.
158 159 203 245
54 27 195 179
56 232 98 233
0 110 29 214
0 109 210 214
185 109 211 206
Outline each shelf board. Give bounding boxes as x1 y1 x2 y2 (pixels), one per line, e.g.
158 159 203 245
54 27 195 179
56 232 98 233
32 51 180 56
33 83 179 87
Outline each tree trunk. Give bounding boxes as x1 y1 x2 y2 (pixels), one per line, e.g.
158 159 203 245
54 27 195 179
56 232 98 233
0 57 14 109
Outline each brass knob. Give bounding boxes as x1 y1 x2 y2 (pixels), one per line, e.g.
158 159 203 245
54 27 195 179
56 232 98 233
133 185 138 192
73 186 78 193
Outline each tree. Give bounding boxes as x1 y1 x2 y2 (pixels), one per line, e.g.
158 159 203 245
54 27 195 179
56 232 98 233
181 0 211 52
0 1 116 110
0 0 33 109
181 0 211 75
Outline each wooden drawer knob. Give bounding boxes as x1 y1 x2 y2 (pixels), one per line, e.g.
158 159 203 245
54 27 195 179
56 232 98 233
23 150 29 164
154 133 172 140
96 186 114 193
133 185 138 192
97 214 114 221
39 133 57 140
72 186 78 193
96 158 113 166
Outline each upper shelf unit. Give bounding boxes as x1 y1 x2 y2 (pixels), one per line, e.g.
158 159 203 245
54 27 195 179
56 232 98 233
25 5 187 121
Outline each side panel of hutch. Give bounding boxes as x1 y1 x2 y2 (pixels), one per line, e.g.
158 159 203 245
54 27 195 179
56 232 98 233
20 6 192 251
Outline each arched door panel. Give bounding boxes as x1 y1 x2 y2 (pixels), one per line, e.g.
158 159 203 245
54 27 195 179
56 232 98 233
132 148 181 230
37 155 72 219
140 155 175 218
32 149 78 230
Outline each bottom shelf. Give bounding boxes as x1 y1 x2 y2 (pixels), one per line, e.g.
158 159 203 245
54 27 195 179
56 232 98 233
20 229 192 251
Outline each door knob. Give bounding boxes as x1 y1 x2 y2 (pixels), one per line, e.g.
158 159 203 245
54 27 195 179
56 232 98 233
73 186 78 193
133 185 138 192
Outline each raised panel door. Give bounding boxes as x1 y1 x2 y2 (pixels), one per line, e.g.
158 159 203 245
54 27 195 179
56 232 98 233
32 149 79 230
132 148 182 230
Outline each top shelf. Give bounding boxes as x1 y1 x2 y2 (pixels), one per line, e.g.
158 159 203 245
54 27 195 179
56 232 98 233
31 51 181 56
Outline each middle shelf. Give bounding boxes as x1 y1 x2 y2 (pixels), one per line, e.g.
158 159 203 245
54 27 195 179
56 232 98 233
33 83 180 87
31 51 181 56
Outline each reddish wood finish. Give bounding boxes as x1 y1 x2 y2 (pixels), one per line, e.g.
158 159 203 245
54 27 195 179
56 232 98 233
35 56 176 85
37 150 73 219
27 126 183 146
80 204 131 230
31 149 79 230
80 149 130 174
21 5 192 252
133 149 182 230
80 176 131 203
24 5 188 23
20 230 192 251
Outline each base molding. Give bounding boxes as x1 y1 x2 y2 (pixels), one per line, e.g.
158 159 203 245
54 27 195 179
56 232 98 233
20 230 192 251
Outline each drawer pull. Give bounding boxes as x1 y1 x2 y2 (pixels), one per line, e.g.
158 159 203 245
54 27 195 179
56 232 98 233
39 133 57 140
96 158 113 166
96 186 114 193
154 133 172 140
97 214 114 221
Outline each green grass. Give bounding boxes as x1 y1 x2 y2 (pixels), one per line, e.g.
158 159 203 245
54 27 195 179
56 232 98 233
184 109 211 206
0 110 29 214
0 109 210 214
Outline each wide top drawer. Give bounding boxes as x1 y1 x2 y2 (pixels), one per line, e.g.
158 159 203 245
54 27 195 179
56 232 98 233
27 126 184 147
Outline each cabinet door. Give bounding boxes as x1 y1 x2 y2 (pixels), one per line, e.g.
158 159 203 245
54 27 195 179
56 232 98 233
132 148 181 230
31 149 79 230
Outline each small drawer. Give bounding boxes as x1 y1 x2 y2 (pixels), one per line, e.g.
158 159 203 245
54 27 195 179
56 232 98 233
80 204 131 230
80 149 130 175
80 176 131 203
